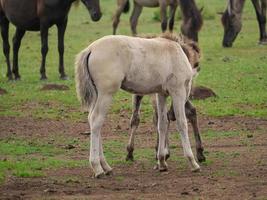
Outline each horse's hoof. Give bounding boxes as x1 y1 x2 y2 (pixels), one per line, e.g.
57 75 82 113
191 167 201 173
40 76 47 81
105 170 113 176
94 172 105 179
153 164 159 170
197 153 206 163
60 75 69 80
126 154 134 162
159 167 168 172
14 77 21 81
259 39 267 45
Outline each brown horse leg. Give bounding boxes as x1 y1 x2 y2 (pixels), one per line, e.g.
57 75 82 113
57 19 68 80
0 15 12 80
168 3 178 32
159 2 168 32
185 101 205 162
252 0 267 44
12 28 25 80
126 95 143 161
40 25 49 80
130 2 143 36
112 0 128 35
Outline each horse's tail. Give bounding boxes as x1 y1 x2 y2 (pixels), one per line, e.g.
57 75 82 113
122 0 130 13
75 48 97 113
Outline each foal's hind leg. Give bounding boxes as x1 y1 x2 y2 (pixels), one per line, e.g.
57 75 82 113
170 91 200 172
126 95 143 161
156 93 169 171
89 93 113 178
130 2 143 36
152 95 170 161
12 28 26 80
0 15 12 80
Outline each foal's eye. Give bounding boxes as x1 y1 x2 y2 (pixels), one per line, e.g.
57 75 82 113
194 62 199 68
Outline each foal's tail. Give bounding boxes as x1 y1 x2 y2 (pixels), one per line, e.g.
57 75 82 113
75 48 97 113
122 0 130 13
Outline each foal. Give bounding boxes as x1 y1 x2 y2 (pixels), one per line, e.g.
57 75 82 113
75 33 200 177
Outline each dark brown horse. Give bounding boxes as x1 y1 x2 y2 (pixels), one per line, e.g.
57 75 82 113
0 0 102 80
222 0 266 47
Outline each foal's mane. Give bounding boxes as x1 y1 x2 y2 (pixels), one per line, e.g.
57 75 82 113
138 33 200 57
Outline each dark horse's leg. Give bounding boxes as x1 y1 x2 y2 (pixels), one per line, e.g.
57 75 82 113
168 3 178 32
252 0 267 44
57 19 68 80
126 95 143 161
167 101 206 162
130 2 143 36
12 28 26 80
40 25 49 80
159 2 168 32
0 14 12 80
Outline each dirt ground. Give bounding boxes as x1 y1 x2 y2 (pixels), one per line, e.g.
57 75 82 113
0 114 267 200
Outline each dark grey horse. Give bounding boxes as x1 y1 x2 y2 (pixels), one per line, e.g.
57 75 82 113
222 0 266 47
0 0 102 80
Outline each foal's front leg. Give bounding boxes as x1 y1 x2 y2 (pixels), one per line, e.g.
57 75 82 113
171 92 200 172
126 95 143 161
168 100 206 162
156 93 169 171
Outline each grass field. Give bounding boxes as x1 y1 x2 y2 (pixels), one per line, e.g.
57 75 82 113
0 0 267 199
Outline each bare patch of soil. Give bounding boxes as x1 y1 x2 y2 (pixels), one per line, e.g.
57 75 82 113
0 88 7 95
0 115 267 199
40 84 69 91
190 86 217 100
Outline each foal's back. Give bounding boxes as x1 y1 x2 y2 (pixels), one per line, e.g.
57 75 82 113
88 35 193 95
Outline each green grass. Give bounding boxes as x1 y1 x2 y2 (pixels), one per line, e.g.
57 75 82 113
0 137 88 183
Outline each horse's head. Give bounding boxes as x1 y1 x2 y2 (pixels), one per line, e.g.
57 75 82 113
81 0 102 21
221 0 244 47
221 11 242 47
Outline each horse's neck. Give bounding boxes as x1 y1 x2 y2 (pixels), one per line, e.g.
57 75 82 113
228 0 245 15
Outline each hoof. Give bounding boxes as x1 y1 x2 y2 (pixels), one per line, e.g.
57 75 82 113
105 170 113 176
159 167 168 172
191 167 201 173
14 76 21 81
197 153 206 163
60 75 69 80
94 172 105 179
126 154 134 162
40 76 47 81
259 39 267 45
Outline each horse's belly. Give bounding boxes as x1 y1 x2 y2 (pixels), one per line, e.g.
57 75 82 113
134 0 159 7
3 0 40 30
